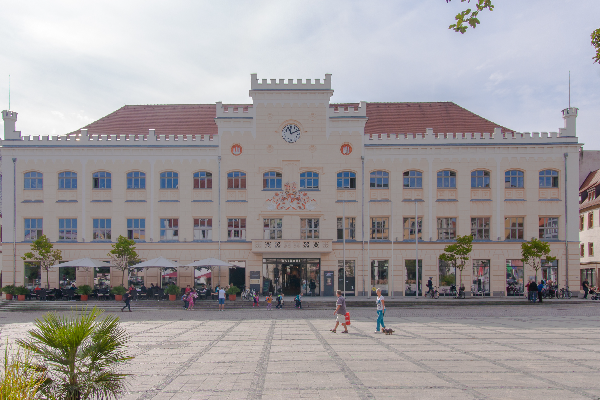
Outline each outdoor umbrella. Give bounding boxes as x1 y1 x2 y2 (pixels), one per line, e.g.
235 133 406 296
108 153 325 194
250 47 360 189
129 257 181 288
49 258 112 269
184 258 233 286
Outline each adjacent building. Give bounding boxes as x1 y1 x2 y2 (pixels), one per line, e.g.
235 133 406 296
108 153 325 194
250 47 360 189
1 74 582 297
579 169 600 288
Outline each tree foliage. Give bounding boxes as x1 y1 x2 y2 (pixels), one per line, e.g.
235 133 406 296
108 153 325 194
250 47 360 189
22 235 62 290
521 238 555 281
107 236 140 287
439 234 473 288
0 346 49 400
592 28 600 64
16 307 132 400
446 0 494 33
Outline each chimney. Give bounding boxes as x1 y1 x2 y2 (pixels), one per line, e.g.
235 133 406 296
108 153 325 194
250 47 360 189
560 107 578 137
2 110 21 140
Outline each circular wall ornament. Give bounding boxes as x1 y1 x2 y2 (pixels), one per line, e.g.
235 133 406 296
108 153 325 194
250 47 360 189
309 145 317 153
231 144 242 156
281 124 301 143
266 145 274 153
340 143 353 156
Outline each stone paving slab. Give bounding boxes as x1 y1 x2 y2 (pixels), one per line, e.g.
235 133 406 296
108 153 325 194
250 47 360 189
1 305 600 399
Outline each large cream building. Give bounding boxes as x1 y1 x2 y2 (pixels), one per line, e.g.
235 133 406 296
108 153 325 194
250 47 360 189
0 74 582 297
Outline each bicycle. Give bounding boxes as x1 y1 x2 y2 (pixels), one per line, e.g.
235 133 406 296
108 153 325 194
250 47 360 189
559 287 572 299
426 286 439 299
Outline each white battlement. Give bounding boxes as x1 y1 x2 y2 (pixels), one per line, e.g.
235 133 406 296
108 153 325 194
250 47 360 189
328 101 367 118
364 129 578 145
250 73 332 91
215 102 256 118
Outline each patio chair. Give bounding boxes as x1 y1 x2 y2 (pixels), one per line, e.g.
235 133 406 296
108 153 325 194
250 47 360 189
38 288 47 301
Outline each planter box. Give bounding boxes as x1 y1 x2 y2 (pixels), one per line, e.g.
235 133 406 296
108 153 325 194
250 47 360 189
80 295 88 301
17 295 26 301
5 294 13 300
169 294 176 301
114 295 123 301
228 294 236 301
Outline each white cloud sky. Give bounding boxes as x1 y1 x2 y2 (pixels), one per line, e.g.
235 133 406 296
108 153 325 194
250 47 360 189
0 0 598 147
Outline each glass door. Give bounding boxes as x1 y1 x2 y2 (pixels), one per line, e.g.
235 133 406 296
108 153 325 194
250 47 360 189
472 259 490 296
438 259 456 296
405 259 422 296
371 260 388 296
338 260 355 296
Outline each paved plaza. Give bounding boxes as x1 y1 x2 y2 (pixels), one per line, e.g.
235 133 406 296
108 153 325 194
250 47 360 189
1 304 600 399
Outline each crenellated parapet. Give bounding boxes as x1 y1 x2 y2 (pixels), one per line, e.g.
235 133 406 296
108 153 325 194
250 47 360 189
215 102 255 119
250 73 332 91
364 128 579 146
328 102 367 118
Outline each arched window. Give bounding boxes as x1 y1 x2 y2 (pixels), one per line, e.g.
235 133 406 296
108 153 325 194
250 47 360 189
403 170 422 188
160 171 178 189
58 171 77 189
337 171 356 189
300 171 319 189
193 171 212 189
24 171 43 190
227 171 246 189
471 170 490 188
505 170 524 188
437 170 456 188
92 171 111 189
127 171 146 189
370 171 389 188
539 170 559 188
263 171 282 190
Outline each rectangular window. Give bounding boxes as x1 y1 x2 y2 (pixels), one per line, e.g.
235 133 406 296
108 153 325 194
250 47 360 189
58 218 77 240
193 218 212 240
301 218 320 239
403 217 422 240
227 218 246 240
93 219 111 240
589 242 594 257
160 218 179 241
127 218 145 241
589 212 594 229
580 215 585 231
370 217 389 240
193 172 212 189
581 243 585 257
505 217 524 240
539 217 559 239
263 218 283 239
337 217 356 240
471 217 490 240
437 217 457 240
24 218 43 241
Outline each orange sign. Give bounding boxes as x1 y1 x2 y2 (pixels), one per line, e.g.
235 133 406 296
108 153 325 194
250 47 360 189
231 144 242 156
340 143 352 156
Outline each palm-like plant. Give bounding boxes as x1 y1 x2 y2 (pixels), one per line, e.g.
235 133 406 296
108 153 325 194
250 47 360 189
0 346 49 400
16 307 132 400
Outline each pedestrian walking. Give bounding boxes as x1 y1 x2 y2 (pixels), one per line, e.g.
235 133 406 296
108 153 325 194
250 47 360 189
276 293 283 309
582 278 590 299
253 293 260 307
121 289 132 312
426 277 433 297
266 293 272 310
331 290 348 334
295 293 302 309
188 289 198 310
218 286 226 311
375 288 386 333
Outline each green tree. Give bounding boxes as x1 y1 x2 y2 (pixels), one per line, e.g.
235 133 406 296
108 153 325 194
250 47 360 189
108 236 140 287
22 235 62 290
521 237 556 282
447 0 600 64
16 307 132 400
439 234 473 289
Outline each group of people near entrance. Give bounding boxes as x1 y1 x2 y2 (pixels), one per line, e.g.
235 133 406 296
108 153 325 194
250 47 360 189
527 279 548 302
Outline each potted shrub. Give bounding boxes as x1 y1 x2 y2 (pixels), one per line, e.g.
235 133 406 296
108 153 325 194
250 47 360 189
76 285 93 301
15 286 29 301
226 285 240 301
165 284 181 301
111 286 127 301
2 285 16 300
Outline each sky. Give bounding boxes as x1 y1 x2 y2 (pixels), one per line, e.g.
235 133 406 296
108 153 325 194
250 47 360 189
0 0 598 147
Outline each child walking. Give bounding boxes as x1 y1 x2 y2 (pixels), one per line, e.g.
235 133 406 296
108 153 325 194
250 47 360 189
253 293 260 307
188 289 198 310
266 293 272 310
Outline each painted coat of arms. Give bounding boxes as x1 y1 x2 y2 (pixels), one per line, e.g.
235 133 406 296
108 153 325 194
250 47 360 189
265 182 317 211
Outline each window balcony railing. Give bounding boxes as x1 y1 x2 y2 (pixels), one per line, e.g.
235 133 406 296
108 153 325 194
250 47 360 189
251 239 332 253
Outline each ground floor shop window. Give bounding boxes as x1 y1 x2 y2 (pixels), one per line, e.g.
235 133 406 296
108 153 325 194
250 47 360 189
506 260 524 296
371 260 388 296
541 260 558 287
94 267 110 289
59 266 76 289
581 268 597 287
338 260 355 296
24 262 41 289
473 259 490 296
405 259 422 296
129 269 144 288
439 259 456 296
162 267 177 287
263 258 320 296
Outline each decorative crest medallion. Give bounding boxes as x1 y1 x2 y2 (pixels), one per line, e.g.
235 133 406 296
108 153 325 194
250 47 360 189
265 182 317 211
340 142 352 155
231 144 242 156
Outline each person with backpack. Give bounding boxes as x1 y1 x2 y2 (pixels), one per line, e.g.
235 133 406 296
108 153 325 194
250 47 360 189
121 289 132 312
276 293 283 309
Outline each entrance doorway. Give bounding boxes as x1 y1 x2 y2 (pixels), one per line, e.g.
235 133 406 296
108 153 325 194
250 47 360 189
263 258 320 296
229 267 246 291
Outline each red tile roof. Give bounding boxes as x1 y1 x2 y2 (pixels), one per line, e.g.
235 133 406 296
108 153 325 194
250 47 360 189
580 170 600 193
579 170 600 211
70 102 511 137
69 104 218 136
333 102 512 134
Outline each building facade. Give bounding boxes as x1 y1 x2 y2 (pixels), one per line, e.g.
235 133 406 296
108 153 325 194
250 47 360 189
1 74 582 297
579 170 600 288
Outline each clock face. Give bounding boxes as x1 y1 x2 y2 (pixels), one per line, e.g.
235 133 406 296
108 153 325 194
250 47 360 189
281 124 301 143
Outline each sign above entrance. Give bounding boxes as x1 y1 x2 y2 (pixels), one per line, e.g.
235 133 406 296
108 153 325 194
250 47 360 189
265 181 317 211
340 143 352 156
231 144 242 156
